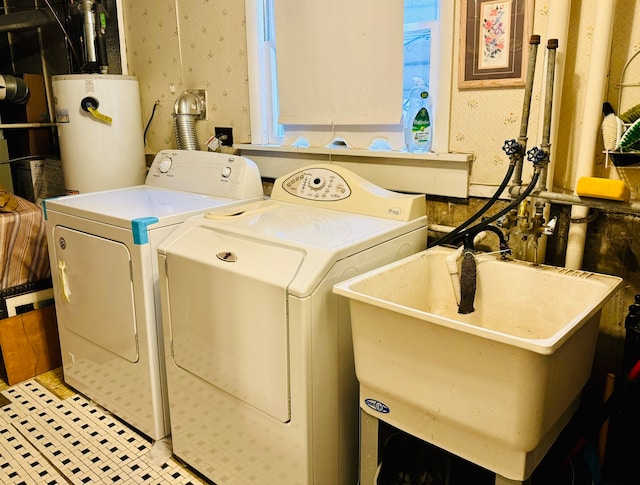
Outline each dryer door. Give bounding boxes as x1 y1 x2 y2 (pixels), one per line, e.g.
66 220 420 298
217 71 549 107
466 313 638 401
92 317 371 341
165 226 304 423
52 226 139 362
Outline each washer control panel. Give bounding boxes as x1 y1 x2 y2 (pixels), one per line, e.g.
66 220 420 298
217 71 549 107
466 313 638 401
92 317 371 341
280 167 351 201
271 164 426 221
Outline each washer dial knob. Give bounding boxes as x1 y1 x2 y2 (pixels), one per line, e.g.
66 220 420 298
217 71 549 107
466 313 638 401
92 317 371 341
158 157 173 173
308 176 326 191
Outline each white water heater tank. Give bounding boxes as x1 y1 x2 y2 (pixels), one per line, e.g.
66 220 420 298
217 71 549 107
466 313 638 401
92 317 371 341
52 74 147 194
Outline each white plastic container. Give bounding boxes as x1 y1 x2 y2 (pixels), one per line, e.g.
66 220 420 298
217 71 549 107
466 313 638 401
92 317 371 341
52 75 147 194
404 77 432 153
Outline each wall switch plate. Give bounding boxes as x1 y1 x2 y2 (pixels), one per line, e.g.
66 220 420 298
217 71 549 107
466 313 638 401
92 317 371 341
215 127 233 146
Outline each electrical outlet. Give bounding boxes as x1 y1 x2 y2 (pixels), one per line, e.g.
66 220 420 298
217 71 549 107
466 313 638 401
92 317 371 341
215 127 233 146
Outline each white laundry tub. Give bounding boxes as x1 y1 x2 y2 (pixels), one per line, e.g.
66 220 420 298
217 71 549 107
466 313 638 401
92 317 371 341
333 246 622 481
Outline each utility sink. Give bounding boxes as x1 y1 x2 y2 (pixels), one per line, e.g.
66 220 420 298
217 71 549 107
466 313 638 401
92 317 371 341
333 246 622 481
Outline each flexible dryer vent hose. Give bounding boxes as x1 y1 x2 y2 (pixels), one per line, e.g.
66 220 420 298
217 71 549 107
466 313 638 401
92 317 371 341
0 74 30 104
173 92 203 150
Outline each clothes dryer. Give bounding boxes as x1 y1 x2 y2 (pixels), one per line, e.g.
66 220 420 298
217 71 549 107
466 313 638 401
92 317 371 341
43 150 264 440
157 164 428 484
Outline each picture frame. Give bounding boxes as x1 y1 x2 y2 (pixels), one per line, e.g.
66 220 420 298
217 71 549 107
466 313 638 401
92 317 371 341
459 0 534 89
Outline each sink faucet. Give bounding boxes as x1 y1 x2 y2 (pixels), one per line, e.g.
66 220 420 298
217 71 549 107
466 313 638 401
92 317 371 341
458 235 477 314
502 199 557 265
452 224 511 314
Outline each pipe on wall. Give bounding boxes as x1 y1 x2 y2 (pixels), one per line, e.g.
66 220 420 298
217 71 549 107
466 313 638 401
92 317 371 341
565 0 617 269
511 187 640 216
535 0 571 264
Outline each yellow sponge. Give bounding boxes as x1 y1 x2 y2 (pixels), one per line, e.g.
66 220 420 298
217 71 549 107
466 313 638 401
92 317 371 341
576 176 630 202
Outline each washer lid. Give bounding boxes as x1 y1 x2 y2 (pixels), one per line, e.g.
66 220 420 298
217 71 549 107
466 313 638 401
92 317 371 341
159 200 427 296
200 199 422 248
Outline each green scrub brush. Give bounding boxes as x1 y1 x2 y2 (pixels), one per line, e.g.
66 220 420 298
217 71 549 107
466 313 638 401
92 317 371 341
619 118 640 151
601 113 624 151
620 103 640 124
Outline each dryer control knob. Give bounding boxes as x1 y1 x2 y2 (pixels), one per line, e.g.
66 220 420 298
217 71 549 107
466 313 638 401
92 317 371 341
158 157 173 173
221 166 232 178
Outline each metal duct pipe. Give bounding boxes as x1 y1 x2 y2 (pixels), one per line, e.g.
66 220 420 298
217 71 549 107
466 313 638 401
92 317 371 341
173 91 203 150
78 0 97 64
0 74 29 104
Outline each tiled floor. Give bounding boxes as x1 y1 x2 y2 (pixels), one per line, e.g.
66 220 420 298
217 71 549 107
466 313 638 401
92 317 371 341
0 374 211 484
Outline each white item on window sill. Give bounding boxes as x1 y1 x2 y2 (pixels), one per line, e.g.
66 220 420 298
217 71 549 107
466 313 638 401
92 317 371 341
235 143 472 198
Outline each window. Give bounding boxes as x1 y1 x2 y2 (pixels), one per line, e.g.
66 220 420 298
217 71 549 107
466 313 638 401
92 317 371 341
245 0 452 154
403 1 438 110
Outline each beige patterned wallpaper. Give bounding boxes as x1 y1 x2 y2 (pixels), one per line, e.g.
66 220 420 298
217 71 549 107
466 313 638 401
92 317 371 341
121 0 251 155
451 0 640 198
450 1 547 191
121 0 640 198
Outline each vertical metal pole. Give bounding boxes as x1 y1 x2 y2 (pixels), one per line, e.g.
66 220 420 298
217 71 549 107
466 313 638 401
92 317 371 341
513 35 541 187
79 0 96 63
538 39 558 192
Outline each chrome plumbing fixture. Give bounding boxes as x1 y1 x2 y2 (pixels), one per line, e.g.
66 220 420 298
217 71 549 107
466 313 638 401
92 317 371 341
543 216 557 236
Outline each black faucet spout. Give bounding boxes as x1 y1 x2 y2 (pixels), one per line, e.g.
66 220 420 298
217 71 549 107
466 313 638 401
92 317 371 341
458 238 477 314
455 225 510 315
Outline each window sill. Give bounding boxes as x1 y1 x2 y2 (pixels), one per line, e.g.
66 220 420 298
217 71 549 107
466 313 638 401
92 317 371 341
234 144 473 198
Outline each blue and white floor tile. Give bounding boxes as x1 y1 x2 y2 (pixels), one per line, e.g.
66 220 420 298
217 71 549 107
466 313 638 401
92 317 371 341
0 380 209 484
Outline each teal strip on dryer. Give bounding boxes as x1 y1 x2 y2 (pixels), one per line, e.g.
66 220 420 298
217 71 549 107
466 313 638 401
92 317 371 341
131 217 159 245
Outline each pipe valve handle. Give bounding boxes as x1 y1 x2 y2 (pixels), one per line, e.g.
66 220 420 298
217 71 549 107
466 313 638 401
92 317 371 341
502 139 521 156
526 146 546 165
81 96 99 112
80 96 112 125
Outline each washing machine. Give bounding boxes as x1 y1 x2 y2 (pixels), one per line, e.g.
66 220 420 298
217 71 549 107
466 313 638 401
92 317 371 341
43 150 264 440
157 164 428 484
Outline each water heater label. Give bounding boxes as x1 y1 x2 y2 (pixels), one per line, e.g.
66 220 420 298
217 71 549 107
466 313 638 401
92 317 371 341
56 109 70 123
364 398 390 414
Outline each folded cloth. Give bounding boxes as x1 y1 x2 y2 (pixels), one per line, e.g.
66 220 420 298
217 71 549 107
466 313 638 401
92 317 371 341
0 185 19 212
0 193 51 290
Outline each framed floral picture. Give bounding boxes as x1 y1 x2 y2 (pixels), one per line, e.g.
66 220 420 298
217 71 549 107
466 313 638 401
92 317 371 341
459 0 534 89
